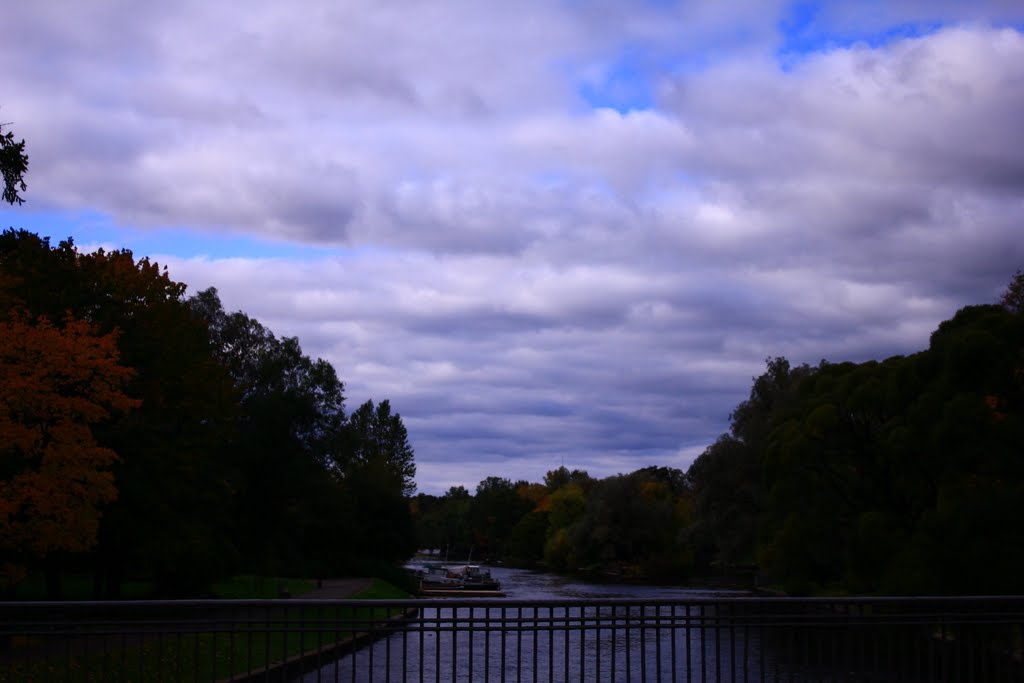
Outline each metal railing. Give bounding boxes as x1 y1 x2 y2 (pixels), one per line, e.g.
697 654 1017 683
2 596 1023 682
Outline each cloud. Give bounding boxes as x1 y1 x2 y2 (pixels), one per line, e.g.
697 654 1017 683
2 4 1022 491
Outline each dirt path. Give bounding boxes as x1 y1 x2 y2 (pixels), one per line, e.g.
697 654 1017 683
297 577 374 599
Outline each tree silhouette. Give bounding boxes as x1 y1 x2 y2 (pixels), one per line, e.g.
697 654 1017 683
0 123 28 205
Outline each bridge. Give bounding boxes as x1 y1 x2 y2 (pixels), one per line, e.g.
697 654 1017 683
2 596 1023 681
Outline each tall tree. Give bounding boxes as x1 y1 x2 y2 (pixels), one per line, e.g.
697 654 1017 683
188 288 347 576
342 399 416 496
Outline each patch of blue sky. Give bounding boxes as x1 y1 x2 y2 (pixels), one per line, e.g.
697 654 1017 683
577 45 658 114
776 0 950 68
0 207 345 261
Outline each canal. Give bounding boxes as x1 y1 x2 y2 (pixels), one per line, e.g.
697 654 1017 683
297 567 759 682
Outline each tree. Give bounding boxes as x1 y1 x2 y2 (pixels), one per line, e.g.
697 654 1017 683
1 231 240 596
343 399 416 496
0 315 138 590
754 304 1024 594
189 288 347 576
1001 269 1024 314
468 476 533 559
0 123 28 205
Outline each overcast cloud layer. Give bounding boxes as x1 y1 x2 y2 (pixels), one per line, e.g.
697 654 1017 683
2 1 1023 493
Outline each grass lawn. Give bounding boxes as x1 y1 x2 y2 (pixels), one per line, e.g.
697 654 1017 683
10 574 154 601
0 578 412 682
210 574 316 599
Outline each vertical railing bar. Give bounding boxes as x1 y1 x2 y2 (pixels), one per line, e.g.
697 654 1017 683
63 609 73 683
671 604 678 683
264 604 272 677
729 602 736 683
625 603 632 682
245 605 252 679
435 605 441 683
687 603 694 683
352 606 358 683
520 605 527 683
402 605 409 683
714 602 721 683
484 604 491 683
548 606 557 679
139 612 147 683
500 605 507 683
563 603 570 683
579 604 585 683
364 610 372 683
531 605 538 683
211 614 218 683
757 608 764 683
942 616 951 683
611 604 617 681
452 605 458 683
468 605 474 683
192 617 200 683
174 618 183 683
418 604 425 683
640 603 647 683
515 605 523 683
385 605 392 682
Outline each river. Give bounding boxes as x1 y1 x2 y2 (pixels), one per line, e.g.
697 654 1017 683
297 567 758 682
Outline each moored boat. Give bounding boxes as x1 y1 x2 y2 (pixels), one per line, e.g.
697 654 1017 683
406 561 502 592
442 564 502 591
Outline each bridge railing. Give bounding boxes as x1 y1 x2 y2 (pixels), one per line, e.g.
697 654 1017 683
2 596 1023 682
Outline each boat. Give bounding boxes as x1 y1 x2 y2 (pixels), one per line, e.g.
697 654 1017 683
443 564 502 591
407 561 502 592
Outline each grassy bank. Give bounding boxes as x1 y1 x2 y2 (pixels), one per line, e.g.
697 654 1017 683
210 574 316 599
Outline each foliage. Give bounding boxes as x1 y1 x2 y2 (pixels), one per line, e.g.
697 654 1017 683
0 232 419 596
343 399 417 496
1002 269 1024 314
756 301 1024 594
0 123 28 205
189 288 416 578
0 315 138 587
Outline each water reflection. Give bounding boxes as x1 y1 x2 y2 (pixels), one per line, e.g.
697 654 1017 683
297 568 759 683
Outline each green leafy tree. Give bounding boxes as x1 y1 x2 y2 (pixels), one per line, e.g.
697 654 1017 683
468 477 533 560
189 288 347 577
342 399 416 496
756 302 1024 594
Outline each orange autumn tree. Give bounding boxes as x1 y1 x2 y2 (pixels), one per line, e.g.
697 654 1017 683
0 314 139 587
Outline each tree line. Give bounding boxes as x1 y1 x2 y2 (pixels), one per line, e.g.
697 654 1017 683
0 228 417 597
413 273 1024 595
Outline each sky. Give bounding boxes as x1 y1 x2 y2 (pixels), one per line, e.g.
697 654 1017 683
2 1 1023 494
